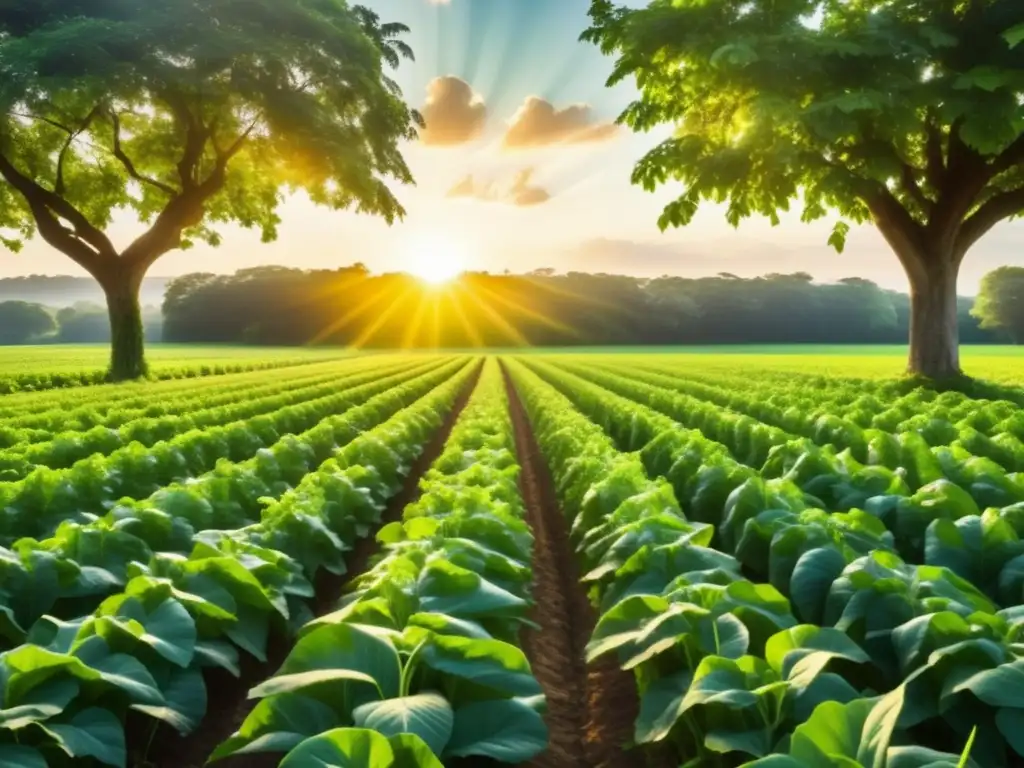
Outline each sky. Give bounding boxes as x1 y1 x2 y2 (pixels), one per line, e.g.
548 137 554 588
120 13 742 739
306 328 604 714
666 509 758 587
3 0 1023 293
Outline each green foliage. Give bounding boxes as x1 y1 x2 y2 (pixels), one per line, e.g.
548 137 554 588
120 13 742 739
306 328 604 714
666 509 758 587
0 302 55 345
583 0 1024 250
0 0 419 253
972 267 1024 343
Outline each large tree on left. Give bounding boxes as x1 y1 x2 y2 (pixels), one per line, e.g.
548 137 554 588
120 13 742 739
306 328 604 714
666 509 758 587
0 0 420 379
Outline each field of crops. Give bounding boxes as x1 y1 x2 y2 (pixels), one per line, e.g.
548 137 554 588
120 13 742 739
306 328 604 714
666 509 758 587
0 351 1023 767
0 345 354 394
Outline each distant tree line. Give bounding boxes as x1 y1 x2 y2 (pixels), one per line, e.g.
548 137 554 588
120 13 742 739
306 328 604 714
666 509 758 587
0 301 162 345
160 265 1011 348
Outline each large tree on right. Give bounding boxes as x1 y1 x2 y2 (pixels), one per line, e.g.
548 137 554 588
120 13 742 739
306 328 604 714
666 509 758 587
583 0 1024 379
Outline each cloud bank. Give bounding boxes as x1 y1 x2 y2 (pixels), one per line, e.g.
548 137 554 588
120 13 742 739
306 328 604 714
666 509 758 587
504 97 619 148
419 76 487 146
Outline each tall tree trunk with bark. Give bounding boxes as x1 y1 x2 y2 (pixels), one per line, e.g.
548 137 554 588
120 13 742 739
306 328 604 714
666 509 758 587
906 260 962 379
101 267 148 381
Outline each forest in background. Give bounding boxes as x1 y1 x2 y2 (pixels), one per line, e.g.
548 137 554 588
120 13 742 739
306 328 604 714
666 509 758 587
0 265 1009 347
160 265 1003 347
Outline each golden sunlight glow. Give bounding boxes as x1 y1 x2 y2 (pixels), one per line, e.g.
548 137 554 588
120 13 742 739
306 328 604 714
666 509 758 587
402 233 468 286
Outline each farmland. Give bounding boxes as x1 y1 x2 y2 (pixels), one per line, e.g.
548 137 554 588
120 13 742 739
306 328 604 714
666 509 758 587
0 350 1022 767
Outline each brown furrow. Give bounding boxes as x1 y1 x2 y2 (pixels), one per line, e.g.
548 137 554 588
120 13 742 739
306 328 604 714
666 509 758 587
137 361 482 768
501 361 637 768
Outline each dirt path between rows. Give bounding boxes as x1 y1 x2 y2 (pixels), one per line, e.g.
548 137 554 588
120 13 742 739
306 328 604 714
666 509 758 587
137 362 482 768
502 363 638 768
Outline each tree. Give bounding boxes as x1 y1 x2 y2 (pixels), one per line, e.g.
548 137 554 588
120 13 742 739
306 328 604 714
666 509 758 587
582 0 1024 378
972 266 1024 343
0 301 55 344
0 1 420 379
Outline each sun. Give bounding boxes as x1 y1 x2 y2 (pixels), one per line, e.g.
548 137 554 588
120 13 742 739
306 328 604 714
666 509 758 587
402 233 468 286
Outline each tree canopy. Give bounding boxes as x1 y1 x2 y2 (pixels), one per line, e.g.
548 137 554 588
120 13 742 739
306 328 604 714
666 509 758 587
0 301 55 344
583 0 1024 377
973 266 1024 343
0 0 420 377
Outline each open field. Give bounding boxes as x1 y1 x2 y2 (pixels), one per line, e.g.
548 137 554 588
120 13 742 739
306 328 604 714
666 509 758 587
0 350 1021 766
0 345 357 393
3 344 1020 395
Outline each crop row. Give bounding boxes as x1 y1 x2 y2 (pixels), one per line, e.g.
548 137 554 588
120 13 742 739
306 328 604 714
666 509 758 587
0 358 480 766
0 357 373 446
551 359 1024 513
0 358 426 480
509 358 1004 766
633 357 1024 440
0 357 452 543
0 358 471 640
0 353 348 396
212 358 548 766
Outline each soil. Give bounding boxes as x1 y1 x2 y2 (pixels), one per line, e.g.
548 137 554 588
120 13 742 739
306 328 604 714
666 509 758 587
501 363 639 768
134 362 482 768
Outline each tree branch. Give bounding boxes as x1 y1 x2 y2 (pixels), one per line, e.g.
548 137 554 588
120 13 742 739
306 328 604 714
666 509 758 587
212 117 260 163
862 183 930 284
158 92 210 191
991 134 1024 175
119 123 251 274
55 105 104 197
924 117 992 251
109 110 178 196
0 152 117 269
955 187 1024 259
7 112 74 134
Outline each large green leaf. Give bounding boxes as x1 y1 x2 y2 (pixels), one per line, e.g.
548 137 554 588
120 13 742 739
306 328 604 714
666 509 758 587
209 693 340 762
996 708 1024 757
766 625 869 688
789 688 903 768
0 678 78 729
0 745 47 768
280 728 396 767
132 667 206 734
263 623 402 700
93 596 197 668
636 671 692 743
353 692 454 756
388 732 445 767
420 635 542 700
445 697 548 761
71 645 165 705
788 547 846 624
416 560 527 621
949 660 1024 708
250 668 383 699
36 707 126 767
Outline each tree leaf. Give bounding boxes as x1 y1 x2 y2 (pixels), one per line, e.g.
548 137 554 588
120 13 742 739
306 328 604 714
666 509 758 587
1004 24 1024 49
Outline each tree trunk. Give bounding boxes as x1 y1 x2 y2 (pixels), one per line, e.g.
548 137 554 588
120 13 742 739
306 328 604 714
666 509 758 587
103 269 148 381
907 261 962 379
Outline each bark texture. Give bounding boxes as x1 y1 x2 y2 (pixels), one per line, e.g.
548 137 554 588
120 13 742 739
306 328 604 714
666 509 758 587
103 269 148 381
907 262 962 379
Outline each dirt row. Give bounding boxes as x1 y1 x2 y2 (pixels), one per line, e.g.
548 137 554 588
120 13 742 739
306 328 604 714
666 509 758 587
502 364 646 768
136 365 481 768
